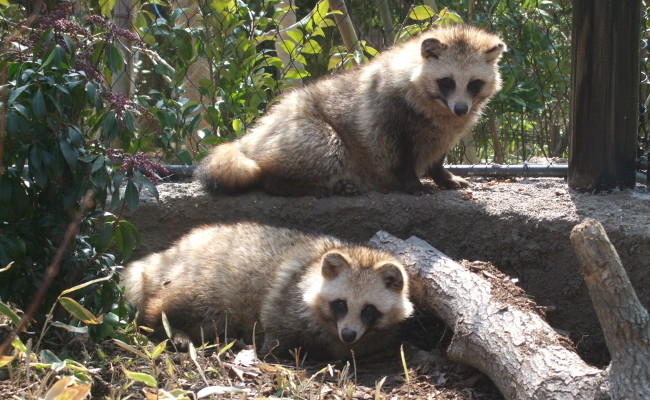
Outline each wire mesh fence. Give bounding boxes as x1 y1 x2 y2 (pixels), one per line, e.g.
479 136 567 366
95 0 577 169
28 0 645 180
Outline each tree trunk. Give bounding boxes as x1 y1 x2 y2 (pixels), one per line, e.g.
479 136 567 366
111 0 135 97
489 116 504 164
329 0 363 54
375 0 394 47
467 0 476 21
568 0 640 190
570 219 650 399
461 136 479 164
110 0 136 148
369 232 608 400
275 0 303 87
176 0 211 135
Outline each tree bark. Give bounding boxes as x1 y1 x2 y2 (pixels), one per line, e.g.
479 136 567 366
489 116 504 164
369 231 609 400
570 219 650 400
275 0 303 87
460 135 479 164
111 0 136 97
329 0 363 54
568 0 640 191
374 0 394 47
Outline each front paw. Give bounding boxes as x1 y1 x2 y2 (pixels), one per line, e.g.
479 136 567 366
435 174 470 189
333 180 361 196
171 331 193 352
402 178 426 195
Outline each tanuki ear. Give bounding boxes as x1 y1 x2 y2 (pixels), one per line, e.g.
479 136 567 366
321 252 350 279
378 263 405 291
485 42 506 63
421 38 447 59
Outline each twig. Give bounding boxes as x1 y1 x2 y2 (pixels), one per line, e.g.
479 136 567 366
0 189 96 356
0 62 7 177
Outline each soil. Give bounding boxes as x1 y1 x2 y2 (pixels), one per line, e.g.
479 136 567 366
129 177 650 370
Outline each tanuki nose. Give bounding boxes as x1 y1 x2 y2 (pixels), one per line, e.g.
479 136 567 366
454 103 469 116
340 328 357 344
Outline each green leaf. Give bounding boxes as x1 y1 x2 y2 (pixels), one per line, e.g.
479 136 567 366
41 45 66 69
0 302 21 326
59 272 115 296
362 42 379 57
86 82 98 105
102 111 118 140
408 5 436 20
310 0 330 29
176 149 192 165
8 85 28 105
437 7 463 25
99 0 115 17
59 297 103 325
278 39 297 57
31 89 46 118
122 366 158 387
286 29 303 45
39 349 65 371
217 340 236 356
106 44 124 74
210 0 236 12
0 0 10 7
231 119 243 133
91 156 105 173
150 340 168 359
300 39 322 55
0 355 15 367
124 180 139 212
59 140 78 169
284 68 311 80
11 337 26 353
114 219 140 260
161 311 172 339
113 339 148 358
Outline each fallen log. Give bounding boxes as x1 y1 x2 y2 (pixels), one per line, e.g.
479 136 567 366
570 218 650 399
370 231 609 400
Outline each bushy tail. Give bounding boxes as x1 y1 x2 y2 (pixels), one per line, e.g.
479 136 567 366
196 142 262 193
121 260 146 309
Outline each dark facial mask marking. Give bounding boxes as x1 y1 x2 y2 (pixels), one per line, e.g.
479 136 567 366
330 299 347 320
361 304 383 327
467 79 485 96
437 77 455 97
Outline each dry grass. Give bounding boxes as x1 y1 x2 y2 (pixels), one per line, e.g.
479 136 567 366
1 311 503 399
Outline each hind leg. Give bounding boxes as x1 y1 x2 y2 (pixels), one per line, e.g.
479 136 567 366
252 118 354 196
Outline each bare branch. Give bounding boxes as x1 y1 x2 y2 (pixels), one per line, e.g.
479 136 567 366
0 190 96 356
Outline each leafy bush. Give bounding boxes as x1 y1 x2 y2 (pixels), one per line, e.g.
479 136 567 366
0 2 165 338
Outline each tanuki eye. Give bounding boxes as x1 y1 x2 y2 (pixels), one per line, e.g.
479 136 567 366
467 79 485 96
361 304 382 326
437 77 456 95
330 299 347 319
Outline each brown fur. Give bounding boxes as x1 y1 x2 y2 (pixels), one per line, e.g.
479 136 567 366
122 223 413 360
196 25 506 196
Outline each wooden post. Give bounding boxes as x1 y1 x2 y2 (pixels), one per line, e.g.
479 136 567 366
569 0 641 191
